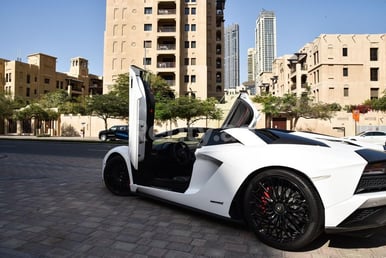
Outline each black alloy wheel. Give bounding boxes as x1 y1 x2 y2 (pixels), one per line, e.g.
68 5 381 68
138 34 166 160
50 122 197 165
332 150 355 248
103 155 132 196
243 169 324 251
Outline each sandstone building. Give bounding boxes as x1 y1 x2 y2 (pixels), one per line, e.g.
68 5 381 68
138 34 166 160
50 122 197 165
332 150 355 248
103 0 226 100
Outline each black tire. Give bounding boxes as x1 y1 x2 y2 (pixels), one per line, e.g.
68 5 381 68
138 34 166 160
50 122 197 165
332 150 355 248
100 134 107 141
243 168 324 251
103 155 132 196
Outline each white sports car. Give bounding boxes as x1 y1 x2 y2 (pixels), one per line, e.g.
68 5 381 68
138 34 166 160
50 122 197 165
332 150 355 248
102 66 386 251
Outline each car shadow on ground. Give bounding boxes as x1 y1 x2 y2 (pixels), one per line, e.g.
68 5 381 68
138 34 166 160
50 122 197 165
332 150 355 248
137 196 386 249
305 227 386 251
101 190 386 252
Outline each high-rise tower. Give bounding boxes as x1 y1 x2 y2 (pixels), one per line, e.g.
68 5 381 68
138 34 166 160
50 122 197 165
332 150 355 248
224 23 239 89
255 10 276 83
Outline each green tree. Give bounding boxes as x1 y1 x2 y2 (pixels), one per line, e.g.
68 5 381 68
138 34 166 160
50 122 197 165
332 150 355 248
40 90 71 108
39 90 86 115
109 73 130 99
86 93 128 129
364 91 386 112
16 104 50 121
110 72 174 102
201 97 223 127
171 96 222 129
0 94 15 120
253 89 340 130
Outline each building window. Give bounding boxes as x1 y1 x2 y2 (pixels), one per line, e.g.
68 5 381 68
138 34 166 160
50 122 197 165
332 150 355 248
191 75 196 83
191 8 196 14
26 74 31 84
26 88 30 97
371 88 379 100
44 78 50 84
316 70 320 83
342 47 348 57
184 75 189 83
144 7 152 14
343 87 349 97
343 67 348 77
184 58 189 65
191 41 196 48
313 51 319 65
143 58 151 65
184 24 190 31
216 44 221 54
191 24 196 31
6 73 11 82
191 58 196 65
216 72 222 83
144 24 152 31
370 48 378 61
370 68 379 81
144 40 152 48
184 41 189 48
184 8 189 15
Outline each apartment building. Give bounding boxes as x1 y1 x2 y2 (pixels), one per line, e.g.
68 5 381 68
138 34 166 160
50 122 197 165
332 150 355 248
103 0 226 100
271 34 386 107
2 53 103 102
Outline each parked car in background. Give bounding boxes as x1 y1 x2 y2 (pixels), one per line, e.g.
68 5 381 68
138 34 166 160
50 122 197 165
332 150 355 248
98 125 128 141
346 130 386 146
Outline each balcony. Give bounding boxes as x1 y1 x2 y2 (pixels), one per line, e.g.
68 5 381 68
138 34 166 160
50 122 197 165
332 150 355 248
158 26 176 33
158 43 176 51
291 83 308 91
290 64 308 75
158 72 175 87
158 9 176 15
157 62 175 68
158 1 176 16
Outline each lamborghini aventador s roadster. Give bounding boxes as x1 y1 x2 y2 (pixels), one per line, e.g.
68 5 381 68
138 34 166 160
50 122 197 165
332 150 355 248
102 65 386 251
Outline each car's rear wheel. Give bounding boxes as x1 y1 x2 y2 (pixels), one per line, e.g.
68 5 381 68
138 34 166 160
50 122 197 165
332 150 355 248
103 155 131 196
243 169 324 251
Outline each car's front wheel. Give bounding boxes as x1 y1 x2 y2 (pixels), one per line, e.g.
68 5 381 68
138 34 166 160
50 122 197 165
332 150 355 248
243 169 324 251
103 155 131 196
100 134 107 141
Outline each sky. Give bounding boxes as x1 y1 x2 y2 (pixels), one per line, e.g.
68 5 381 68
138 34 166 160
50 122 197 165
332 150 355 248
1 0 386 82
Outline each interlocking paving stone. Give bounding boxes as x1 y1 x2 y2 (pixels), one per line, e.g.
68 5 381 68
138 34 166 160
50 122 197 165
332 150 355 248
1 141 386 257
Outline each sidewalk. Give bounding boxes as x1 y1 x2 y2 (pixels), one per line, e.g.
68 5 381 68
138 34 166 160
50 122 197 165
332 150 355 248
0 135 100 142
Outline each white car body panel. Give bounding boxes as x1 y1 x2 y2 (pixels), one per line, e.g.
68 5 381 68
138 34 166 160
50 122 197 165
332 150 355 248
128 67 148 169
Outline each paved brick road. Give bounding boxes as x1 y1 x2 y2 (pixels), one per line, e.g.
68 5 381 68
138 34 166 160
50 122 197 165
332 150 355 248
1 140 386 257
